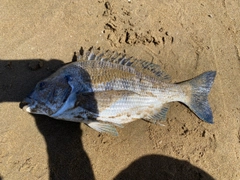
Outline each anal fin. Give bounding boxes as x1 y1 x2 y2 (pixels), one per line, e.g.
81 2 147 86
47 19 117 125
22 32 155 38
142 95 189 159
86 121 118 136
144 103 170 124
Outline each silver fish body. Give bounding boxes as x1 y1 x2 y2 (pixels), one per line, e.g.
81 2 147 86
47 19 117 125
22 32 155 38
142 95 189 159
21 48 216 136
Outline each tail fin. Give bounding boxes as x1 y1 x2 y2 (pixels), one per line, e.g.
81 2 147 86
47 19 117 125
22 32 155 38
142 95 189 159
181 71 216 123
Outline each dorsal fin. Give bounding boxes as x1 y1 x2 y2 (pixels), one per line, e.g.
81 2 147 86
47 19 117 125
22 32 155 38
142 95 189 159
76 47 171 82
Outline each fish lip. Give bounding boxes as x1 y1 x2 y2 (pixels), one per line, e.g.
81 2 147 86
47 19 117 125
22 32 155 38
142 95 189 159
19 101 28 109
19 101 32 113
21 104 32 113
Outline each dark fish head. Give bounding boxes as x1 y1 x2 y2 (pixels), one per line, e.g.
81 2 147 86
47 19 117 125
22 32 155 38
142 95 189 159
20 71 73 116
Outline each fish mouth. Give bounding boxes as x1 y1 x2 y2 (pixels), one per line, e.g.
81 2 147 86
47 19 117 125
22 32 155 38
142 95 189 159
19 101 32 113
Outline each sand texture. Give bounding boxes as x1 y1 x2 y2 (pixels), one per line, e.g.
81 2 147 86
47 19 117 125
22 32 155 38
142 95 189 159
0 0 240 179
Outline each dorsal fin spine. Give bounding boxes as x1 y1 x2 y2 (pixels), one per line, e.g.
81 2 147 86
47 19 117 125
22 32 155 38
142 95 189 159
77 47 171 82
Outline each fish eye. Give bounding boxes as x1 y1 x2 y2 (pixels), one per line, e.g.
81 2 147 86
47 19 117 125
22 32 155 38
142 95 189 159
38 81 46 90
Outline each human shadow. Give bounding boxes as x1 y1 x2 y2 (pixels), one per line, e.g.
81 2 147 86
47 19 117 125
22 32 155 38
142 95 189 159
114 154 214 180
0 59 95 180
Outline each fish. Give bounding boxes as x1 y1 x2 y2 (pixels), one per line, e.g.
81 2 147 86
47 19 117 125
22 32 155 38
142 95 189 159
20 47 216 136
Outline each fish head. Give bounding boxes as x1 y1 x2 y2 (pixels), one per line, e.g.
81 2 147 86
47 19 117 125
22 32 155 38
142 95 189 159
20 70 73 116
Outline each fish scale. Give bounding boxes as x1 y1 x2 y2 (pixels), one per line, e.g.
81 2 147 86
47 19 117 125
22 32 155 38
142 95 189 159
77 61 161 93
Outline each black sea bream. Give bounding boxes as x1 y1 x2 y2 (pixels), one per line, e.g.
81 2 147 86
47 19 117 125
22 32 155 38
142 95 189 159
20 47 216 136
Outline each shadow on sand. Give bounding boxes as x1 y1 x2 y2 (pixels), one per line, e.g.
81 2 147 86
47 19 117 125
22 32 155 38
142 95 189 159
114 154 214 180
0 59 214 180
0 59 94 179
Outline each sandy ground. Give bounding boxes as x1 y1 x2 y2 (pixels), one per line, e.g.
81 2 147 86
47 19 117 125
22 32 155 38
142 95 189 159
0 0 240 179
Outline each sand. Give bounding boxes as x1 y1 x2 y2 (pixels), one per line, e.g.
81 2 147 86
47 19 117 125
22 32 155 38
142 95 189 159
0 0 240 179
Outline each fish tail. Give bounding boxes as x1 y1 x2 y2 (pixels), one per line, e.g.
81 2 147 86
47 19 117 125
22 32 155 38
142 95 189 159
180 71 216 123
